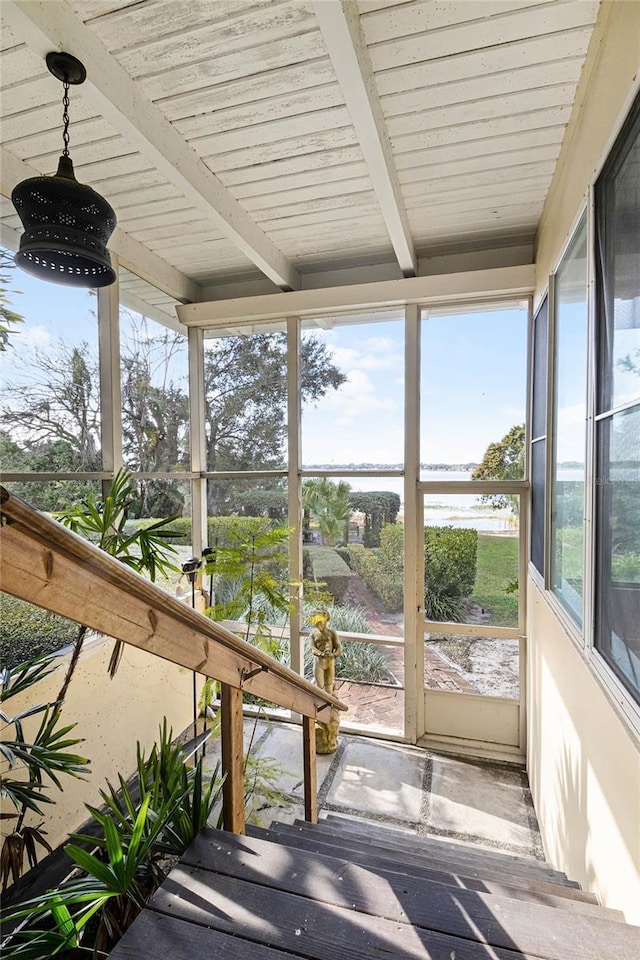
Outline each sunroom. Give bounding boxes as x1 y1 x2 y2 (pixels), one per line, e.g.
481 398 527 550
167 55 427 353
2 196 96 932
0 0 638 950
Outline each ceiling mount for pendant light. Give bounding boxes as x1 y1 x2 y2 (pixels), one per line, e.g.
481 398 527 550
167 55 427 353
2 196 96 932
11 51 117 288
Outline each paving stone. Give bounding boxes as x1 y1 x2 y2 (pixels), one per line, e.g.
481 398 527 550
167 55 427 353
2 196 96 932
326 739 425 822
427 754 534 852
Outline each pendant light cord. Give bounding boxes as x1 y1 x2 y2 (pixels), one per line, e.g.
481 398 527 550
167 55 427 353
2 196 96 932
62 80 70 157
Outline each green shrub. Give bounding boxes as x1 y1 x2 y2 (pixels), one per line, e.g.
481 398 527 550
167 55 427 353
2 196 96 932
424 592 464 622
612 551 640 583
303 636 393 685
347 529 404 613
336 641 394 683
321 603 371 634
207 515 274 547
425 526 477 599
307 546 351 602
347 523 478 619
0 595 78 669
334 547 351 567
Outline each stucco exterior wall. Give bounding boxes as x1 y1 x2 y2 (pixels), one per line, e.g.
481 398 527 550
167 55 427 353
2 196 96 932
527 582 640 921
2 634 194 852
528 1 640 922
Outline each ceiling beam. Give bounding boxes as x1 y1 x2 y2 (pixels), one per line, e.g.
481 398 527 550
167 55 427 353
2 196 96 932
177 264 535 327
313 0 417 278
1 146 201 304
3 0 300 292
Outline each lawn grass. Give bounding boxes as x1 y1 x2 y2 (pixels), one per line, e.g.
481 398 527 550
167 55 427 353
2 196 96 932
471 534 519 628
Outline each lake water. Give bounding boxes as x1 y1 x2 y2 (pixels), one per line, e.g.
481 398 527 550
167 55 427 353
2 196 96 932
346 470 517 533
326 468 584 534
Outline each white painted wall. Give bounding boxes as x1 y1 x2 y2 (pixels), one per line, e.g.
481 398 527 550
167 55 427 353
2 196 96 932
527 583 640 922
529 0 640 922
2 635 194 853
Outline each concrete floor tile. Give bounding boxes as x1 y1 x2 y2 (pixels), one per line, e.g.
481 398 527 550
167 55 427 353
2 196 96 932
427 755 533 851
326 740 425 822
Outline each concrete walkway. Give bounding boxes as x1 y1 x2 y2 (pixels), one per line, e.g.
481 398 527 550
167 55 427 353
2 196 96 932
201 718 545 860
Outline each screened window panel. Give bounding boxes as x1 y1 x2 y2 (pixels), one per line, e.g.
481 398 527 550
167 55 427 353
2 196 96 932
595 92 640 416
595 407 640 700
550 214 588 625
594 94 640 704
531 295 548 440
530 439 546 576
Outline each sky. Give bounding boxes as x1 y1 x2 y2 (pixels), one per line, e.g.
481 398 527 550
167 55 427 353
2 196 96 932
301 307 529 466
1 263 532 468
7 258 636 473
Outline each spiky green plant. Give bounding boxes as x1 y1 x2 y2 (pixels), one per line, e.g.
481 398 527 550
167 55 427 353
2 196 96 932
55 468 180 684
1 722 225 958
0 654 89 891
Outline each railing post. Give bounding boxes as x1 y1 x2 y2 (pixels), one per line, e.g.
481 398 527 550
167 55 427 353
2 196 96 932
302 715 318 823
220 683 245 834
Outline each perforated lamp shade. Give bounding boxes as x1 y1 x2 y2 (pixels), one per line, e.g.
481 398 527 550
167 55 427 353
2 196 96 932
12 154 117 288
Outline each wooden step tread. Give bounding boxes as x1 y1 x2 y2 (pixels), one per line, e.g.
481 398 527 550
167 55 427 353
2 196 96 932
181 828 634 957
150 858 543 959
109 910 308 960
271 821 582 892
248 825 599 906
323 814 554 873
303 818 570 884
132 830 640 960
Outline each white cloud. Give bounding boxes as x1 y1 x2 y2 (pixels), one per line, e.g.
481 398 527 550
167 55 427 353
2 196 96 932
315 368 396 424
20 324 52 350
330 344 401 372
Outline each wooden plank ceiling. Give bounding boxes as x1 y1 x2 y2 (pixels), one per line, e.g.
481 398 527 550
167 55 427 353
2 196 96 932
0 0 599 307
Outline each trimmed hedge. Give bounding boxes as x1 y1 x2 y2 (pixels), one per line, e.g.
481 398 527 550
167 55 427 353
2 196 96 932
347 525 404 613
0 594 78 670
130 514 275 547
425 526 477 599
347 522 478 620
306 546 351 602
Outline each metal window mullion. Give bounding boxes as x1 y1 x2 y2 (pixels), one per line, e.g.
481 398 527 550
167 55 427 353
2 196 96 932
595 397 640 421
287 316 303 678
544 272 557 591
97 254 122 497
404 302 421 744
584 183 598 651
188 326 207 555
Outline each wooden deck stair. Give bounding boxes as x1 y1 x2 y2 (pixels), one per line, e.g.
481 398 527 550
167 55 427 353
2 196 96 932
110 816 640 959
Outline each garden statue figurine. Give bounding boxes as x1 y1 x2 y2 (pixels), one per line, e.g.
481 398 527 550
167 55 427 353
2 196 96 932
310 609 342 695
315 706 341 755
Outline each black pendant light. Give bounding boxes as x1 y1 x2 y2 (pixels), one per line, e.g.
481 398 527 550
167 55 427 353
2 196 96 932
11 51 117 288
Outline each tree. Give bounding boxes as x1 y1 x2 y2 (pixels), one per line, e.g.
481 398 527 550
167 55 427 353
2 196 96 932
472 423 525 510
204 333 345 514
0 249 24 352
2 325 345 517
348 491 401 547
2 342 101 473
303 478 351 546
120 315 189 517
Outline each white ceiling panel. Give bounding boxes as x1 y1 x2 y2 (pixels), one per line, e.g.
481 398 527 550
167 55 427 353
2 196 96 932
1 0 603 300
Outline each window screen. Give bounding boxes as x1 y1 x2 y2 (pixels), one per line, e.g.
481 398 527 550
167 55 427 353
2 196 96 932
550 216 588 626
594 92 640 702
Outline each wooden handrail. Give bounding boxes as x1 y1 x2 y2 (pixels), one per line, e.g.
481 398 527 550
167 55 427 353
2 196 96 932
0 487 347 832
